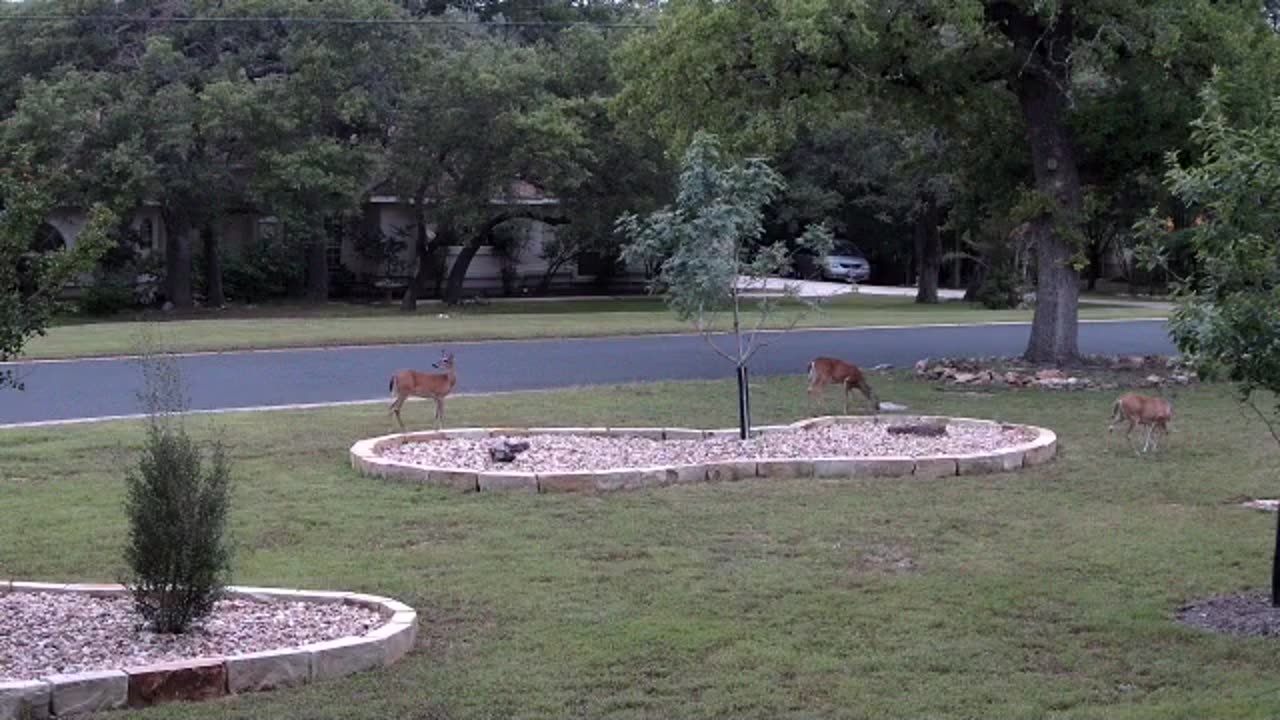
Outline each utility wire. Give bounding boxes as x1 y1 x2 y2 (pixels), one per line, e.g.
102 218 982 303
0 13 656 27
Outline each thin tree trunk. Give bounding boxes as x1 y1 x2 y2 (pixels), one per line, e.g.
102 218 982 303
202 223 225 308
443 214 568 305
305 229 329 303
162 210 193 309
1086 237 1103 291
914 200 942 304
1013 71 1082 364
536 253 572 294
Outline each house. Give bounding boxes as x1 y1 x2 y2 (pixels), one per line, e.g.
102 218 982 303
38 180 641 301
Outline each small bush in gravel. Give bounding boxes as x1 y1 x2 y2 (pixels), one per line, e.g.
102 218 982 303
124 346 233 634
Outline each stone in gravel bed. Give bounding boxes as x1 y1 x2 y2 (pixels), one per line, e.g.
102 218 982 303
381 420 1038 473
0 592 383 682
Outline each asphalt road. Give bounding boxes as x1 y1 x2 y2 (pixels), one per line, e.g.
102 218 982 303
0 320 1174 425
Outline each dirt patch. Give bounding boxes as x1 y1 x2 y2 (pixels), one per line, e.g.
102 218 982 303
851 542 917 574
1176 591 1280 638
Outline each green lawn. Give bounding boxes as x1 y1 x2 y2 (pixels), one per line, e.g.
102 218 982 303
3 375 1279 718
22 295 1166 359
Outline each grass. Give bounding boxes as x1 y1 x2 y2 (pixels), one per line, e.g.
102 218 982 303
4 374 1278 719
22 294 1166 360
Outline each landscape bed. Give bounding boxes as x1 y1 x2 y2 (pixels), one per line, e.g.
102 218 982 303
0 583 417 719
352 415 1057 493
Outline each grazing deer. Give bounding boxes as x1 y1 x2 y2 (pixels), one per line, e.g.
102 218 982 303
807 357 880 414
389 350 457 431
1108 392 1173 454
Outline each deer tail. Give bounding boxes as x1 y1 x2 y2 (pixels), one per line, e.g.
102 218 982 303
806 361 815 382
388 375 396 393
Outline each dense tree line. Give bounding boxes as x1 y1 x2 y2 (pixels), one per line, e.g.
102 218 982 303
2 0 1279 368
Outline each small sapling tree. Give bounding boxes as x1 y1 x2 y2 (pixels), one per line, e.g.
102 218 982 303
619 133 832 438
124 340 232 632
1156 80 1280 606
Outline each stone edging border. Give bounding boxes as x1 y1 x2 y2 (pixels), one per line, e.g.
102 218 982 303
349 415 1057 493
0 583 417 720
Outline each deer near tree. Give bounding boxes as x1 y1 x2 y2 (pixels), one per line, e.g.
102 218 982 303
807 357 879 414
1108 392 1173 454
389 350 457 431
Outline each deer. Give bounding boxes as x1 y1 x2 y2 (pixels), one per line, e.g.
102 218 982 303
807 357 880 414
388 350 457 431
1108 392 1173 454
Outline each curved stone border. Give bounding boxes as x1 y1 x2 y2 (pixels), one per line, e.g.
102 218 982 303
350 415 1057 494
0 582 417 719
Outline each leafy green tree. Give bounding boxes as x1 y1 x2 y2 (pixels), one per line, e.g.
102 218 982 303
619 133 831 439
615 0 1275 363
1161 78 1280 605
387 29 586 308
0 154 115 388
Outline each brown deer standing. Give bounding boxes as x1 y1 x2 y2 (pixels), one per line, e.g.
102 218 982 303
1108 392 1173 454
389 350 457 431
807 357 880 414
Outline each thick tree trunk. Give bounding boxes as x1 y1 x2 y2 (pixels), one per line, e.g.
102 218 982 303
401 188 435 311
202 223 225 308
1013 79 1083 364
989 1 1084 364
443 238 483 305
162 210 193 309
305 231 329 303
914 200 942 304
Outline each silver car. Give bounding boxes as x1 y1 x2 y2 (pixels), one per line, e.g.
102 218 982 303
820 244 871 283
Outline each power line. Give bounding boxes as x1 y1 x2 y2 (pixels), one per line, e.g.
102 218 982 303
0 13 656 27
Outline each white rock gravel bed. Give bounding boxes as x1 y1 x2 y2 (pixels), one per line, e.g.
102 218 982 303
382 420 1038 473
0 592 384 682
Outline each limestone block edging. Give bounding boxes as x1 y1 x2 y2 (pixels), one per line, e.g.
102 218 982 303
350 415 1058 494
0 583 418 720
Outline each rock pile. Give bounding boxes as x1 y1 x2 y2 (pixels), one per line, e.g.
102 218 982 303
913 355 1199 391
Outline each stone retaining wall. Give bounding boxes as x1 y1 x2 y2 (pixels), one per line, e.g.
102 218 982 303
0 583 417 720
349 415 1057 494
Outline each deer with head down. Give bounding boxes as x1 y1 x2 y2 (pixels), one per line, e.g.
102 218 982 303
807 356 880 414
389 350 457 431
1108 392 1173 454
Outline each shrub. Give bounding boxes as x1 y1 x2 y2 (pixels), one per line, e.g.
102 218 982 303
124 350 232 634
79 281 136 316
222 241 302 303
974 265 1024 310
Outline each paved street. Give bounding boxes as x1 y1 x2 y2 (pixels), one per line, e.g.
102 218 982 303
0 319 1174 425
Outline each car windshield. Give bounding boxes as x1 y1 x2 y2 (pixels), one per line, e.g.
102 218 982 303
831 242 861 257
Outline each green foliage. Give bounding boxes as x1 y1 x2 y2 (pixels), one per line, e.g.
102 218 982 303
619 133 832 362
79 282 136 316
0 152 114 386
125 350 233 634
1164 79 1280 403
222 239 305 304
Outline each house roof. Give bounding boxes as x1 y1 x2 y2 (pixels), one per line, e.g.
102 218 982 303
367 178 560 206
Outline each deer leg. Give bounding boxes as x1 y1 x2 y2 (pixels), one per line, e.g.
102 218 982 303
857 379 879 413
433 397 444 430
807 382 825 415
842 382 852 415
390 396 407 432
